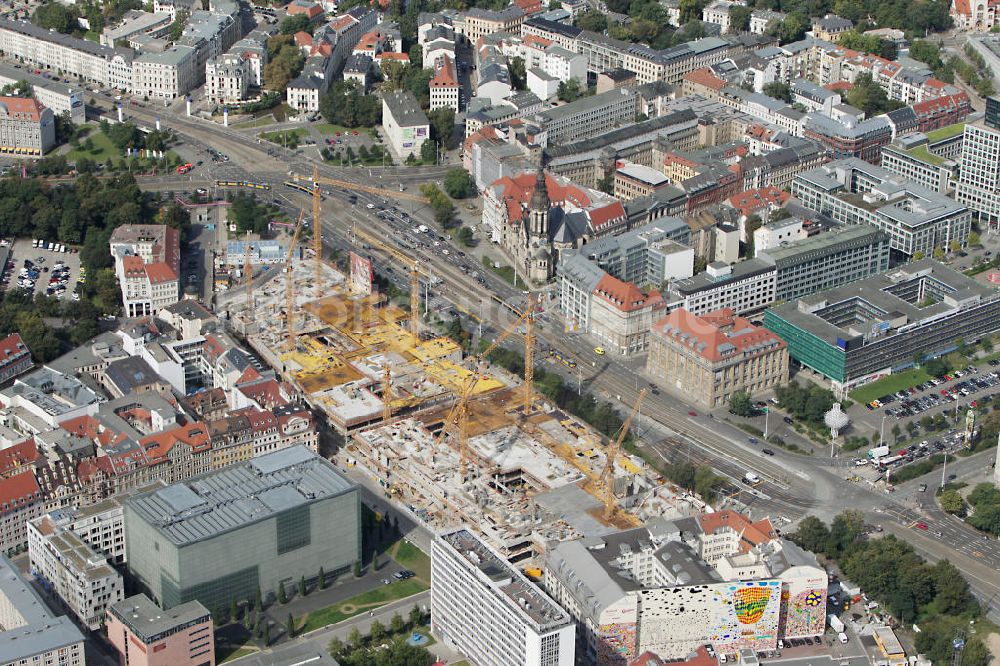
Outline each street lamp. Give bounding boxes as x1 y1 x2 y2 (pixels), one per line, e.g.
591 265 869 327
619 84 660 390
879 414 887 447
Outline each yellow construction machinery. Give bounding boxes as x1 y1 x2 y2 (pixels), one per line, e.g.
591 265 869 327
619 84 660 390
284 209 306 350
435 295 537 479
599 389 647 523
293 172 429 205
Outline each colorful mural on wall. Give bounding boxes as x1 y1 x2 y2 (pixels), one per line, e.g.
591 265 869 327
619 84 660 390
637 580 782 659
779 579 828 639
598 621 638 666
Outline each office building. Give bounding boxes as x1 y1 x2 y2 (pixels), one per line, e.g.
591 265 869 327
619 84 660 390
0 555 85 666
792 158 972 257
669 259 777 316
125 446 360 611
431 527 575 666
109 224 181 317
589 274 665 355
0 470 43 553
956 105 1000 227
647 307 788 407
757 225 890 301
880 133 960 195
543 513 827 664
0 96 55 156
132 45 198 99
27 513 125 630
763 259 1000 394
382 90 429 160
0 63 85 123
0 332 32 383
107 594 214 666
205 54 249 103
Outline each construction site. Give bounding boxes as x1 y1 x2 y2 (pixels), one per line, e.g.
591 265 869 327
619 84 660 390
226 173 702 564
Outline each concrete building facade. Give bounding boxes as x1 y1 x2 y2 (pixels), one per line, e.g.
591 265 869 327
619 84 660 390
107 593 214 666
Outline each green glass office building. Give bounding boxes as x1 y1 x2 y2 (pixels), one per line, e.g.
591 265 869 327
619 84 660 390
124 446 360 611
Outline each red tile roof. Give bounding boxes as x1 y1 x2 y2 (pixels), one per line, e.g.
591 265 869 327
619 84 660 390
430 54 459 87
652 307 786 363
490 171 599 224
728 186 790 216
141 422 211 463
593 274 663 313
0 333 29 366
0 438 37 478
697 509 777 551
376 52 410 62
588 202 627 231
0 469 40 509
286 0 323 18
144 261 177 284
682 67 726 92
0 96 46 121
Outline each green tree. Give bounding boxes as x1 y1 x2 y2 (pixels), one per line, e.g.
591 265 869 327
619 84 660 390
456 226 474 246
443 168 475 198
264 35 306 91
390 612 406 635
509 56 526 90
328 637 345 656
277 581 287 604
891 423 902 442
768 11 809 42
280 13 310 34
33 2 79 34
230 598 239 623
353 560 362 577
763 82 792 103
836 31 884 55
420 138 437 163
347 626 363 650
793 516 831 553
371 548 380 571
318 566 327 589
744 214 763 257
557 79 582 102
254 587 262 612
286 613 296 638
408 603 422 628
938 489 964 514
728 391 755 417
262 622 270 646
298 576 308 597
846 73 895 116
168 9 189 41
575 9 607 31
678 0 707 24
693 466 721 502
428 107 456 149
369 619 386 642
826 510 864 557
728 4 750 31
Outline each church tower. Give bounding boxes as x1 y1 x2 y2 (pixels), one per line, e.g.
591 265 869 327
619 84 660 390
528 165 550 239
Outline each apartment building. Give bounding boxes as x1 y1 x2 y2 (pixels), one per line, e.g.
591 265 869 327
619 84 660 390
0 555 85 666
0 470 43 553
109 224 181 317
382 90 429 159
757 224 891 301
792 159 972 257
132 45 198 99
107 594 214 666
429 53 460 110
647 307 788 407
462 6 525 43
0 63 85 123
956 99 1000 227
0 18 134 90
0 96 55 156
205 53 249 103
27 513 125 630
0 332 32 383
431 528 575 666
614 162 671 201
764 260 1000 393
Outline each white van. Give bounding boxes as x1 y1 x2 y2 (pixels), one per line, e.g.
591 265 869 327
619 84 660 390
744 472 761 485
838 633 848 644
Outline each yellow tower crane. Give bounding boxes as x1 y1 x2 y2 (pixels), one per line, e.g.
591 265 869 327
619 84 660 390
522 295 536 412
352 226 426 337
284 209 306 351
434 301 537 479
382 362 394 424
312 166 323 287
599 389 647 523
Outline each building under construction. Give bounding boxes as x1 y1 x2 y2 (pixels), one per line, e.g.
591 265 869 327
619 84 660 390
227 190 698 563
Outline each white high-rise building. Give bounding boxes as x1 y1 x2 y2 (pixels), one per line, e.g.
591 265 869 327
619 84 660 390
431 528 575 666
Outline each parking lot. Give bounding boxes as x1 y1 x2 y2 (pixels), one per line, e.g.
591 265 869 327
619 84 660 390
863 363 1000 419
3 237 83 302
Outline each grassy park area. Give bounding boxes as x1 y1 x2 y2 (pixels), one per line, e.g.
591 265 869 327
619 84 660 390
296 579 427 633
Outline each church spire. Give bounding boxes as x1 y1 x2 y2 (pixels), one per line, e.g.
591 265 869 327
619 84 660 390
529 163 549 214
